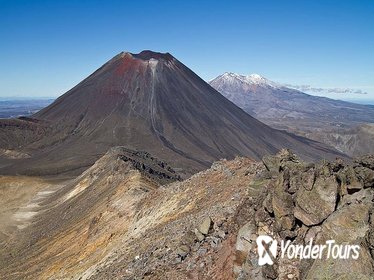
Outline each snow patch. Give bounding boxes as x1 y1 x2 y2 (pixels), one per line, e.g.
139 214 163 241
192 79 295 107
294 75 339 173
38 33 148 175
215 72 280 88
148 58 159 73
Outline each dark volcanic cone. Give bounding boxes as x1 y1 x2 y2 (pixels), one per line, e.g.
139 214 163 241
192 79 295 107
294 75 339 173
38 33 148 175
0 51 345 176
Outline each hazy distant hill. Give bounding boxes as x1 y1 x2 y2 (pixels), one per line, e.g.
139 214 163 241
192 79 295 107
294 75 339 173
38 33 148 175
0 99 53 118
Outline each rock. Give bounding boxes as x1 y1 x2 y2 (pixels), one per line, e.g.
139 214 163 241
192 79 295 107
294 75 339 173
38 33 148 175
279 229 297 240
306 248 374 280
197 247 207 256
175 245 190 260
272 179 295 230
194 228 205 242
277 258 300 280
186 262 196 271
213 219 223 231
173 256 182 264
239 153 374 279
191 241 201 252
284 164 314 194
341 188 372 206
294 172 338 226
354 166 374 188
262 150 300 178
304 226 322 242
319 203 371 243
338 166 363 193
181 230 196 245
331 158 345 172
355 155 374 170
213 229 226 240
262 193 273 214
207 236 221 248
262 155 281 174
346 182 364 192
367 212 374 257
257 222 271 236
262 262 278 279
255 207 271 224
288 168 302 194
279 149 300 168
211 161 234 176
236 222 256 253
198 217 212 235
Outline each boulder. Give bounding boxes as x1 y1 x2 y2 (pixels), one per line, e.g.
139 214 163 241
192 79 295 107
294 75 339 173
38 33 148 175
355 155 374 170
355 166 374 188
262 193 273 214
262 155 281 174
367 212 374 257
234 222 258 278
263 149 300 173
272 172 295 231
289 166 315 193
340 188 372 207
337 166 363 193
236 222 256 253
234 152 374 279
306 204 374 280
194 228 205 242
175 245 190 260
294 173 338 226
198 217 212 235
306 249 374 280
272 192 295 230
319 203 371 243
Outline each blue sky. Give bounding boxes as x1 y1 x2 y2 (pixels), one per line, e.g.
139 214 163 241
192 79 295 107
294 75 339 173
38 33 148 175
0 0 373 103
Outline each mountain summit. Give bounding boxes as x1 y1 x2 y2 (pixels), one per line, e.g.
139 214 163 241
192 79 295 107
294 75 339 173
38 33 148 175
211 72 278 88
0 51 344 176
210 72 374 156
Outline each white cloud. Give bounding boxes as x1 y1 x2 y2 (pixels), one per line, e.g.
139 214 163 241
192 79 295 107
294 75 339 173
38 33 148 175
284 84 368 95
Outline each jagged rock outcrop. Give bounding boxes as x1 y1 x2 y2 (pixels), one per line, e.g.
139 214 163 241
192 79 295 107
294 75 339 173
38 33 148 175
235 150 374 279
0 150 372 279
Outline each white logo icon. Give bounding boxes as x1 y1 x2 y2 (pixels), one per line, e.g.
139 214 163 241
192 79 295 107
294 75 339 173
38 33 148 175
256 235 278 266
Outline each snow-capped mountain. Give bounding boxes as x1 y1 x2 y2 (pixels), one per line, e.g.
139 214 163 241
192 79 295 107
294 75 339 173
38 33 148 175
209 72 374 121
209 72 374 156
209 72 280 93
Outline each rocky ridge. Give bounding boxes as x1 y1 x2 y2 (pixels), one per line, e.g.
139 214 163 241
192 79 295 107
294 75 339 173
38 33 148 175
0 149 373 279
232 150 374 279
144 150 374 279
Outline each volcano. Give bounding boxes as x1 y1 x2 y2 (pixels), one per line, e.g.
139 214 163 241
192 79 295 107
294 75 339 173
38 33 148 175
209 72 374 156
0 51 345 176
